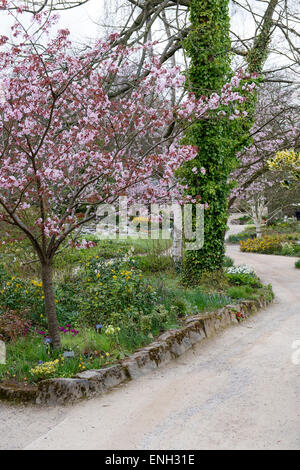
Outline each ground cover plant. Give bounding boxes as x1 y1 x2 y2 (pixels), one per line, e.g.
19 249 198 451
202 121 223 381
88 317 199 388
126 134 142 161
227 220 300 256
240 234 300 256
0 244 273 384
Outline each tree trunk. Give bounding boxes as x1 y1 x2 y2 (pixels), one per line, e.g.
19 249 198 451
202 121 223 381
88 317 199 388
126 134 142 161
41 261 61 349
179 0 233 282
256 223 262 238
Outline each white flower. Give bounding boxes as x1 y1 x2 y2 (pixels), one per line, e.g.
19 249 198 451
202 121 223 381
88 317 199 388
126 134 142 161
226 265 255 275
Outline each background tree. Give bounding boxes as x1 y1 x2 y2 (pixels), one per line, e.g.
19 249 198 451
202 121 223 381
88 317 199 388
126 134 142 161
229 82 300 207
233 172 300 237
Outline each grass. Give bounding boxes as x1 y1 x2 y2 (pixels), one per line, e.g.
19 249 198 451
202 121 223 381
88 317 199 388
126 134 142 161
0 235 172 280
1 269 272 385
0 333 116 383
2 265 269 385
0 327 153 383
227 284 274 301
145 267 268 318
0 230 274 384
133 253 174 273
179 288 231 312
81 233 172 256
227 285 256 300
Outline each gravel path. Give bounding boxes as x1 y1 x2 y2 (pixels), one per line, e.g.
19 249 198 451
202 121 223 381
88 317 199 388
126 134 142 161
1 246 299 450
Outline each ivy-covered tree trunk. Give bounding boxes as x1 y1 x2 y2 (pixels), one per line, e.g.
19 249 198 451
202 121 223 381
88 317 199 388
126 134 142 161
179 0 234 282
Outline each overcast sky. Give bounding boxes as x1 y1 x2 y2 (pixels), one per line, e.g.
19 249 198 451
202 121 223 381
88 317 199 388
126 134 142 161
0 1 254 41
56 0 105 42
0 0 297 73
0 0 105 41
0 1 255 45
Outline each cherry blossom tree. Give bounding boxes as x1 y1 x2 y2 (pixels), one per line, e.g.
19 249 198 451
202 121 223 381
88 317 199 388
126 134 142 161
0 7 251 347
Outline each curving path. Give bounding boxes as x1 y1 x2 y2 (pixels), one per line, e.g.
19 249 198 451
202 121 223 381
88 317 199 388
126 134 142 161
1 246 300 450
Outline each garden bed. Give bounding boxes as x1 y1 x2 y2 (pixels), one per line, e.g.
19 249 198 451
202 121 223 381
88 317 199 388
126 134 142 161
227 221 300 258
0 292 273 405
0 235 274 402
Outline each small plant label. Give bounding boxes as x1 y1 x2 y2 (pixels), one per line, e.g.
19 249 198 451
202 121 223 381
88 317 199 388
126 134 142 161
63 351 75 358
0 340 5 365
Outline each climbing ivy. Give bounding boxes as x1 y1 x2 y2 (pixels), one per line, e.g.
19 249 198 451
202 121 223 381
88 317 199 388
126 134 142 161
179 0 253 282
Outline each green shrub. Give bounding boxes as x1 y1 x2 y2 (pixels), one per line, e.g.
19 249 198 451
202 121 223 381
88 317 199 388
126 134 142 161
295 259 300 269
237 215 253 224
263 284 275 302
0 309 32 342
240 235 285 254
226 272 262 288
227 285 255 300
227 231 256 244
281 242 296 256
226 272 262 287
267 221 299 234
133 254 175 273
70 257 174 336
293 245 300 255
199 270 229 291
223 256 234 267
0 267 45 324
